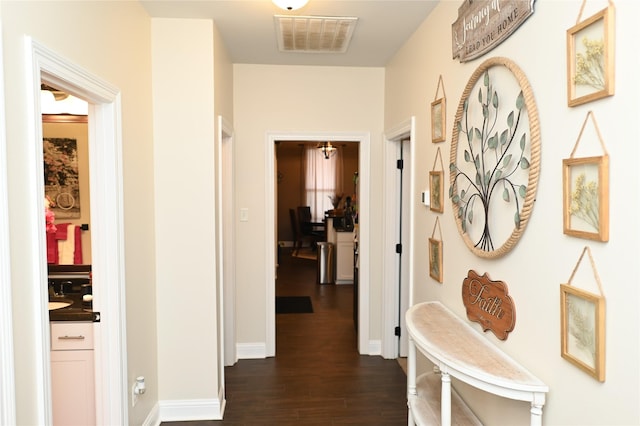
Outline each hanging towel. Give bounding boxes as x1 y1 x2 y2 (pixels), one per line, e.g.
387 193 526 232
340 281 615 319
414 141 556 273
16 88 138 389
55 223 68 241
46 231 58 264
58 224 75 265
74 225 83 264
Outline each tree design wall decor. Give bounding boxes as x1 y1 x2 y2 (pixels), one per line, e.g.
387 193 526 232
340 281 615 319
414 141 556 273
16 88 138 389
449 57 541 259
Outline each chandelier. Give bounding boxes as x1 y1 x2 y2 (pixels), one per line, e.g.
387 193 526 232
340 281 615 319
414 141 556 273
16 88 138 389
318 141 336 159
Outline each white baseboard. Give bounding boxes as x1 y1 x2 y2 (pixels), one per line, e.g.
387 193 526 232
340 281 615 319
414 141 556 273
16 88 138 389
368 339 382 355
159 398 223 422
141 403 161 426
237 342 267 359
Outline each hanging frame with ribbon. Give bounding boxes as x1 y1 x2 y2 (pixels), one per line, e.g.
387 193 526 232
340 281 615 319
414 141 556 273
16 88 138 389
562 110 609 242
431 75 447 143
428 216 443 283
429 147 445 213
560 245 606 381
566 0 615 107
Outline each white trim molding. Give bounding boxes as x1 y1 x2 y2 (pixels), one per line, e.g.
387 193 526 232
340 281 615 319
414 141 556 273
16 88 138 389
0 19 16 426
27 37 128 425
159 398 224 422
382 117 416 359
236 342 267 359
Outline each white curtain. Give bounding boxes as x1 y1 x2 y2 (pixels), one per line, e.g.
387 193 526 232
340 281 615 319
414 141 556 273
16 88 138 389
303 145 343 221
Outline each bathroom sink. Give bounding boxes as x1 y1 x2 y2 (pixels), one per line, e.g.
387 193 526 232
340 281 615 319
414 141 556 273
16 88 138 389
48 299 73 311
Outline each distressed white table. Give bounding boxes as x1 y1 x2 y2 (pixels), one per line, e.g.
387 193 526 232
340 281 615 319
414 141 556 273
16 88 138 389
406 302 549 426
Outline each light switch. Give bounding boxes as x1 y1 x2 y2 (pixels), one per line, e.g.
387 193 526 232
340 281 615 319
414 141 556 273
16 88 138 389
421 191 430 207
240 208 249 222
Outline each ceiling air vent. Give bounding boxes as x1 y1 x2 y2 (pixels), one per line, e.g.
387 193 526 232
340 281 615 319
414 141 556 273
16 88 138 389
274 15 358 53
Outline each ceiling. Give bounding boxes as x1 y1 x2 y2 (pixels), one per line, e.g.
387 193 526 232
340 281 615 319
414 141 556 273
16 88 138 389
139 0 440 67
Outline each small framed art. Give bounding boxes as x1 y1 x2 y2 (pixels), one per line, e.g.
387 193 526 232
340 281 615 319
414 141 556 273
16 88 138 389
566 6 615 107
560 283 605 381
562 155 609 241
428 237 443 283
429 170 444 213
431 97 446 143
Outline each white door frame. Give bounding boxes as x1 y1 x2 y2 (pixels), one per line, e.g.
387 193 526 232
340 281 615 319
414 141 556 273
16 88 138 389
0 18 16 426
382 118 416 359
265 131 371 356
217 116 236 367
27 38 128 424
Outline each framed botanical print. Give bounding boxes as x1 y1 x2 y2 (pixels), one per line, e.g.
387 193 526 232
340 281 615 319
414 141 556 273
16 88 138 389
428 237 443 283
431 97 446 143
566 5 615 107
562 155 609 242
560 283 606 381
429 170 444 213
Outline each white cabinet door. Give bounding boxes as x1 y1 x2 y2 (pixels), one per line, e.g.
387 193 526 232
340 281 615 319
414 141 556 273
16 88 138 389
51 349 95 425
336 232 354 284
51 322 95 426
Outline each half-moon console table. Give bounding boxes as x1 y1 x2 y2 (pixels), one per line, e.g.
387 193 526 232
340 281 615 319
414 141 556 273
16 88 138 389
406 301 549 426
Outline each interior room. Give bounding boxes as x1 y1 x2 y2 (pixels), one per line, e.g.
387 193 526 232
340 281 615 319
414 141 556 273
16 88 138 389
276 141 358 259
0 1 638 425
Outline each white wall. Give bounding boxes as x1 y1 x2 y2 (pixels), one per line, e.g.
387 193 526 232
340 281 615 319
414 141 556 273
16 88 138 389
152 17 233 418
1 1 157 424
385 0 639 424
232 65 385 347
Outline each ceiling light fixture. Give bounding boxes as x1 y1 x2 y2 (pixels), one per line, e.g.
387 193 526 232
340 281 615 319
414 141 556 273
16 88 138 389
272 0 309 11
318 141 336 159
40 89 88 115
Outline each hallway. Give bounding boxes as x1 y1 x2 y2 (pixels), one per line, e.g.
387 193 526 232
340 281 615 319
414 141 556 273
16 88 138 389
164 248 408 425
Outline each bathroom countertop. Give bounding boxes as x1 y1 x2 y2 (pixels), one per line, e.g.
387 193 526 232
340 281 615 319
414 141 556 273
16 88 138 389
49 293 98 322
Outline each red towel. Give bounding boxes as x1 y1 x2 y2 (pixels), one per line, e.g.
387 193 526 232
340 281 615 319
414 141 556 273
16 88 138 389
56 223 69 241
46 231 58 264
74 225 83 264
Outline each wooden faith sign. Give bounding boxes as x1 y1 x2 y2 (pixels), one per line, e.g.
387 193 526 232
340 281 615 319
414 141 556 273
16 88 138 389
461 270 516 340
452 0 536 62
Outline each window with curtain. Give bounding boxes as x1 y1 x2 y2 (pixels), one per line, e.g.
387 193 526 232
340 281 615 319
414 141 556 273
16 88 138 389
303 145 343 221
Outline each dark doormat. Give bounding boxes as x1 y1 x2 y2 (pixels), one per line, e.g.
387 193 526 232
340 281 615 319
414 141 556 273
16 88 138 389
276 296 313 314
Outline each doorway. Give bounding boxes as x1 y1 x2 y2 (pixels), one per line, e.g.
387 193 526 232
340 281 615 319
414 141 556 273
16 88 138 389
382 118 415 359
29 39 128 424
265 131 371 356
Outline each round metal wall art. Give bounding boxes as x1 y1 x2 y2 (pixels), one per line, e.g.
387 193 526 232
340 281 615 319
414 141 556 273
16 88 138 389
449 57 541 259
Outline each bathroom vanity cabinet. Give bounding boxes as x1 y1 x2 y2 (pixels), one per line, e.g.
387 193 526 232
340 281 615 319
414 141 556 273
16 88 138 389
50 321 95 425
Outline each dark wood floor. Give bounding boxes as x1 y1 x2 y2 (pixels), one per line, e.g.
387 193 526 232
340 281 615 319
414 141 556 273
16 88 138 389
163 247 408 425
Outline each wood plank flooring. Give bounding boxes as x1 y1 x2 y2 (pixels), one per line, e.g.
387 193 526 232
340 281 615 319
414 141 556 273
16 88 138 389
162 247 408 425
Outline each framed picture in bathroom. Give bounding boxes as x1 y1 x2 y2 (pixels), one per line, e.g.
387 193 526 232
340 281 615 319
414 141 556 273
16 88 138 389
42 114 88 219
43 137 81 218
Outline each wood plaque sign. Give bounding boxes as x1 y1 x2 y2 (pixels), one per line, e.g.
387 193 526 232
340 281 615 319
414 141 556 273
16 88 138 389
462 270 516 340
452 0 536 62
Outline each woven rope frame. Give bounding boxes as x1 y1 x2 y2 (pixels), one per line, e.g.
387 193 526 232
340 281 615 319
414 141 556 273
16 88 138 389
450 57 541 259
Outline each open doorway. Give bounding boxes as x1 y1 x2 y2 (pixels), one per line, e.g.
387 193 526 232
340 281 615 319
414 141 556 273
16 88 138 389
276 142 359 255
265 131 371 357
41 100 96 424
29 39 128 424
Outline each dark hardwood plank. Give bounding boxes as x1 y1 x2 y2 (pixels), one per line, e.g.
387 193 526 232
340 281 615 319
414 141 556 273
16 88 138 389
162 248 407 425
